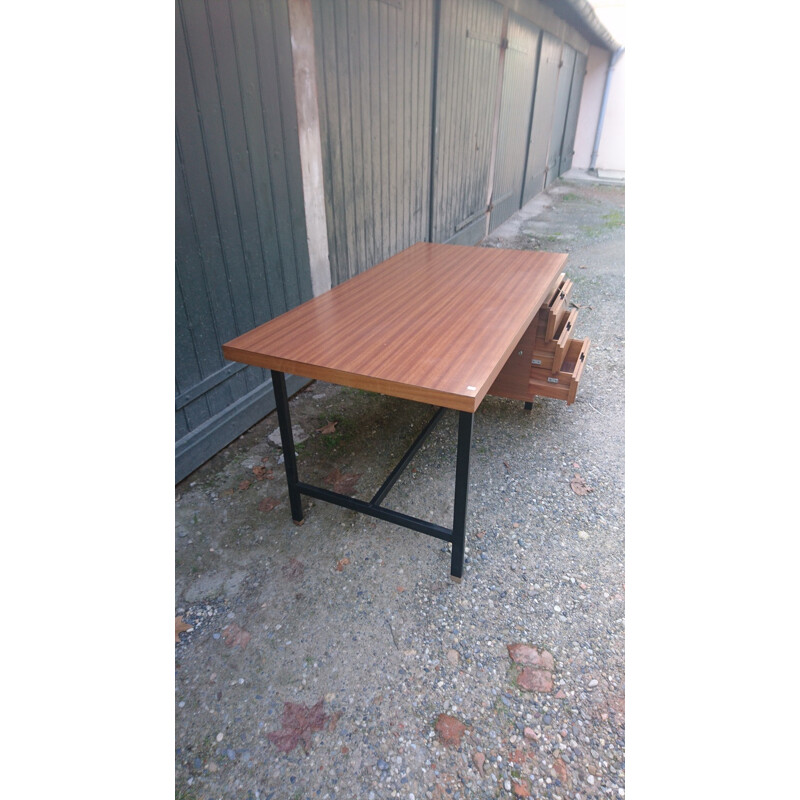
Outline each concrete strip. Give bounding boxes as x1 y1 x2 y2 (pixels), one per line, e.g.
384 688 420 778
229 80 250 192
288 0 331 297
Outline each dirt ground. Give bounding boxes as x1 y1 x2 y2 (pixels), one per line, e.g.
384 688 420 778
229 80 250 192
175 176 625 800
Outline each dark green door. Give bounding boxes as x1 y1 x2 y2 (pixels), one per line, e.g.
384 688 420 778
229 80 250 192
175 0 313 482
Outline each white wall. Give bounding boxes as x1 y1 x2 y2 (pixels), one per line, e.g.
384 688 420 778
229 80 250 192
572 43 625 174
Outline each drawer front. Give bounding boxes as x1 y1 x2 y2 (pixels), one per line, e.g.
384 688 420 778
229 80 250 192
529 337 590 405
540 274 564 327
544 277 573 340
533 307 578 373
530 349 555 372
543 272 565 308
552 307 578 369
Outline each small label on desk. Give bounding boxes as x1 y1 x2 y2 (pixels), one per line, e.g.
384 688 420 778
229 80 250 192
547 377 559 384
466 385 477 391
531 358 542 365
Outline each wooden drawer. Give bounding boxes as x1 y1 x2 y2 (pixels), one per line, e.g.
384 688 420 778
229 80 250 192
529 337 590 405
532 307 578 373
542 276 573 340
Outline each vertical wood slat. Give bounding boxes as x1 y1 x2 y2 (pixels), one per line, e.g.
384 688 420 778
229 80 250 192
430 0 503 245
433 0 451 242
401 3 411 256
488 11 540 233
227 2 277 325
175 0 313 482
521 29 562 205
379 3 390 261
451 0 468 232
176 5 232 397
559 50 587 175
179 1 251 361
545 42 576 188
347 0 368 276
313 0 434 284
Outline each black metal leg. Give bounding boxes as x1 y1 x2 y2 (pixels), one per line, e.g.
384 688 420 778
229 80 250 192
524 401 533 411
450 410 473 579
271 370 304 523
268 379 475 580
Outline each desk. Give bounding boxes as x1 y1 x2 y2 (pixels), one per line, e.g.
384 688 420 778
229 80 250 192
223 242 576 579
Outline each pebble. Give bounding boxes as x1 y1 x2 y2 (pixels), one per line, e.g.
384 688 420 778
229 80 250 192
174 185 626 800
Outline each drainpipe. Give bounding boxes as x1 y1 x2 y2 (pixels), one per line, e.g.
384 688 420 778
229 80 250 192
589 46 624 172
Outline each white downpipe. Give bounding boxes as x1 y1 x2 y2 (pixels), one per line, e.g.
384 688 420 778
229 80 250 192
589 47 624 172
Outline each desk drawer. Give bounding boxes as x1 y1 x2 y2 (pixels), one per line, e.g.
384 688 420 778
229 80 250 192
532 308 578 373
543 277 573 340
529 337 590 405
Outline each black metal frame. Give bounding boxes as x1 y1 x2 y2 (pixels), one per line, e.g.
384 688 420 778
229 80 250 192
271 370 473 578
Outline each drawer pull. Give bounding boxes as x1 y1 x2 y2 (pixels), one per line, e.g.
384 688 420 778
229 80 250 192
579 352 585 362
566 321 572 331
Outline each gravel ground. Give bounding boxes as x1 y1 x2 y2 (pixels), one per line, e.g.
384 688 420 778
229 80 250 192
175 177 625 800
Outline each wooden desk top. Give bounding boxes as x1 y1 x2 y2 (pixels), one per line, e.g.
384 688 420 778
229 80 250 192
223 242 567 412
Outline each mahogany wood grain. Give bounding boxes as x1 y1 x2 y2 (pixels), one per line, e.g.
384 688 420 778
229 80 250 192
545 276 573 340
222 242 567 412
566 338 590 404
530 348 555 372
488 316 538 400
552 308 578 373
545 273 565 303
528 337 591 405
